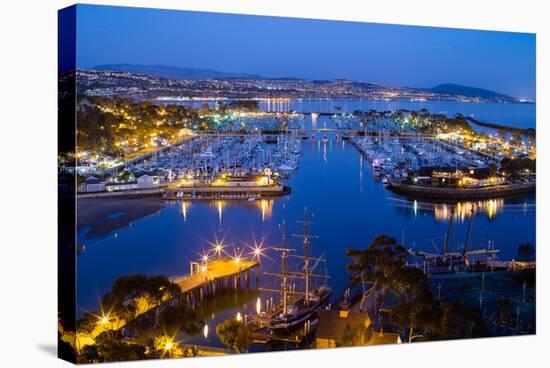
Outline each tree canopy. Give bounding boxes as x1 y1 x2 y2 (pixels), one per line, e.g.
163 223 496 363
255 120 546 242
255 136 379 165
216 318 251 353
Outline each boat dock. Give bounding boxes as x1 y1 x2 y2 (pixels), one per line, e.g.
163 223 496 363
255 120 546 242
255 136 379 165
162 184 290 200
250 329 313 344
170 258 260 305
388 182 536 200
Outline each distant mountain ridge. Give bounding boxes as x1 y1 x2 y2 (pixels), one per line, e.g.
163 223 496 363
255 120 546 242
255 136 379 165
90 64 520 102
93 64 262 80
419 83 515 101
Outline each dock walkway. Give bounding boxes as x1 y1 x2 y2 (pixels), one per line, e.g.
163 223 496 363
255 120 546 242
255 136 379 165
171 258 259 295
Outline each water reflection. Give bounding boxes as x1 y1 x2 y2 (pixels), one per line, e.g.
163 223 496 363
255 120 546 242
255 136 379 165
258 199 273 222
180 199 274 224
181 201 188 222
389 198 531 222
435 199 503 221
258 99 292 112
178 289 259 346
217 201 223 224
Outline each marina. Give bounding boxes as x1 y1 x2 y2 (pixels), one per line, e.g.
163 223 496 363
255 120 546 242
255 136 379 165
76 112 535 353
55 6 538 363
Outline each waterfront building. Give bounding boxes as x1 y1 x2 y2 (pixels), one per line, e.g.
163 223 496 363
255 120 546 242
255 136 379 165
137 174 161 189
316 309 401 348
409 166 506 188
105 181 139 192
79 176 106 193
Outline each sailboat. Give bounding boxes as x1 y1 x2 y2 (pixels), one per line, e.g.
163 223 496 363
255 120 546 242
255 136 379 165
411 205 500 274
260 210 332 333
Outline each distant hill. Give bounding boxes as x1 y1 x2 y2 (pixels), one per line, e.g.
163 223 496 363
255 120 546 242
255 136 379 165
93 64 262 80
87 65 522 102
420 83 516 101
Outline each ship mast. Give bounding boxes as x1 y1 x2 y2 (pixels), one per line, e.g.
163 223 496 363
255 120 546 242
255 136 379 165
265 221 297 318
260 215 329 318
443 209 454 256
292 207 318 304
463 204 475 258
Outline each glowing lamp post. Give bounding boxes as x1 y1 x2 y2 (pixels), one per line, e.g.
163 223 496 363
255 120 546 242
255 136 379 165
214 241 224 259
98 313 110 329
164 341 173 352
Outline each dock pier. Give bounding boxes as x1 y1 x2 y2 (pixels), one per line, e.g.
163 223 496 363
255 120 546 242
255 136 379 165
162 185 290 200
170 258 260 307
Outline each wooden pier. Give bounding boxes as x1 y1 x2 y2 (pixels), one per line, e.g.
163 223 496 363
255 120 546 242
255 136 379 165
170 258 260 305
162 185 289 200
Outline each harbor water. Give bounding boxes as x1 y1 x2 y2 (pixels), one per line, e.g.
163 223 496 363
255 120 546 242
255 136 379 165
166 98 536 129
76 110 536 350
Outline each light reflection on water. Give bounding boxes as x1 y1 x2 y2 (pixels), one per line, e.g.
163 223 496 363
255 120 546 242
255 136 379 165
180 199 274 225
77 114 535 349
389 197 535 222
171 98 536 129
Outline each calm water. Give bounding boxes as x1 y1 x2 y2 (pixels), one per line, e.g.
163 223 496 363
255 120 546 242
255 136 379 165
166 98 536 129
77 114 535 348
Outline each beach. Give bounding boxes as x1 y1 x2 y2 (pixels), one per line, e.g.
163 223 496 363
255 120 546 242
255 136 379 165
77 197 166 240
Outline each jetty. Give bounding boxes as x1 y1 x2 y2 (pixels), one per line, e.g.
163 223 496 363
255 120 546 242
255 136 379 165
170 258 260 304
162 184 290 200
387 182 535 201
466 116 536 137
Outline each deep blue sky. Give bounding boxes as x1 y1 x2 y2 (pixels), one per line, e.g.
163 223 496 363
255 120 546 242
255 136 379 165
75 4 536 100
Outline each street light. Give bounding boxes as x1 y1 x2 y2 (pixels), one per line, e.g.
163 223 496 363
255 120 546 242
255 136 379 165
98 312 110 327
213 240 225 259
164 341 173 352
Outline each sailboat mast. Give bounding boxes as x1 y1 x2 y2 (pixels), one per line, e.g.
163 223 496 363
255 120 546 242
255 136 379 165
464 205 475 257
302 214 310 304
444 209 454 256
292 208 317 305
281 222 288 316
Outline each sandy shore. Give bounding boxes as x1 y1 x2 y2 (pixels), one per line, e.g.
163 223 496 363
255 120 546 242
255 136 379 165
77 198 167 240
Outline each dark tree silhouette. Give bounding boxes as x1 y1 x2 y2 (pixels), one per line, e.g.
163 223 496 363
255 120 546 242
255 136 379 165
440 302 488 339
216 318 251 353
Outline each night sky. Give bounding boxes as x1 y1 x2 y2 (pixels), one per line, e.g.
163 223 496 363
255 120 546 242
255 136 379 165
75 4 536 100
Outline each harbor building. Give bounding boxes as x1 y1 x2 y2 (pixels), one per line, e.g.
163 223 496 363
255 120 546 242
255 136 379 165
315 309 401 348
409 166 506 188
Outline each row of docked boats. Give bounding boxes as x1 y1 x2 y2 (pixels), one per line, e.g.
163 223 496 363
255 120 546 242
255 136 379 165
352 134 494 186
126 134 303 182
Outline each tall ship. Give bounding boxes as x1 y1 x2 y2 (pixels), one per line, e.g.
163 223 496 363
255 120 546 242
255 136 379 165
257 210 332 333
